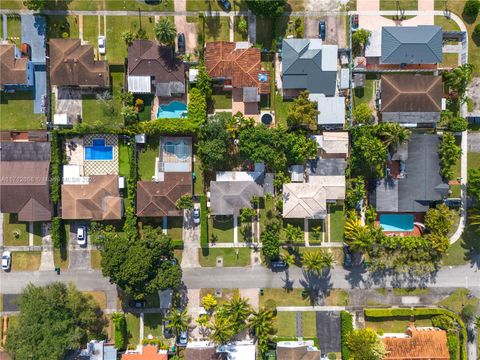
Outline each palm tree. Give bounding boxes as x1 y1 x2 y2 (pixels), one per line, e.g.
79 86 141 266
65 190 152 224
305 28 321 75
155 18 177 47
165 308 191 338
208 314 235 345
284 224 303 243
469 208 480 227
377 122 411 147
282 253 296 266
248 307 275 354
302 250 335 275
221 295 252 333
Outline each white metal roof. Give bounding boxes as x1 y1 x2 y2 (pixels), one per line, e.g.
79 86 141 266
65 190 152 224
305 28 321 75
53 113 68 125
127 75 151 93
309 93 346 125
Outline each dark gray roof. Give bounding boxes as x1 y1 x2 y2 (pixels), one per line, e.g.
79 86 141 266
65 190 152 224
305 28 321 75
0 141 50 161
210 181 264 216
281 39 338 96
307 158 347 176
381 26 443 64
373 133 446 212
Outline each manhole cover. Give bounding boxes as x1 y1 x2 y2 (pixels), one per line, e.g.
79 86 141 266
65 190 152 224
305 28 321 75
215 289 222 297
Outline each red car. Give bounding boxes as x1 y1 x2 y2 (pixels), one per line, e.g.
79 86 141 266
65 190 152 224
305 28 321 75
21 43 31 60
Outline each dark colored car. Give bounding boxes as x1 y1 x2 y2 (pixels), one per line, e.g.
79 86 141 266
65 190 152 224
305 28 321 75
177 33 185 54
218 0 231 11
128 299 146 308
163 319 173 338
271 260 288 271
318 21 326 41
21 43 31 60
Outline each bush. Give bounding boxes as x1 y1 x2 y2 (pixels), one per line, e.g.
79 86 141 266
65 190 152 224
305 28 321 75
134 118 199 135
123 141 138 241
188 88 207 125
353 103 373 124
111 312 127 350
432 314 457 331
200 195 208 248
51 217 65 248
464 0 480 18
446 117 468 132
340 311 354 360
364 308 413 317
447 332 460 360
50 131 63 205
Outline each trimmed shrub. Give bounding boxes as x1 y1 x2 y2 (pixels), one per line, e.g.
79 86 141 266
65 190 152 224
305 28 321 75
464 0 480 18
111 312 127 350
432 314 457 331
340 311 354 360
51 217 65 249
188 88 207 125
171 239 184 249
200 195 208 248
447 332 460 360
364 308 413 317
50 131 63 205
134 118 199 135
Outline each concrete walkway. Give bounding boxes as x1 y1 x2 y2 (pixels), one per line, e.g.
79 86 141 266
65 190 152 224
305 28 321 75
277 306 347 311
139 313 145 343
181 207 201 268
39 235 54 271
28 222 34 247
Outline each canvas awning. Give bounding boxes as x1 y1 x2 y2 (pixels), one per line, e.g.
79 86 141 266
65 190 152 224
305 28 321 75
128 75 151 93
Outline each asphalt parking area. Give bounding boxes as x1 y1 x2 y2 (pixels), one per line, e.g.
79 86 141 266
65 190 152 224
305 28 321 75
316 311 341 354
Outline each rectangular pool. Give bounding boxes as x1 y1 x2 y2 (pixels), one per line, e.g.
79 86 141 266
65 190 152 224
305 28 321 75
85 138 113 161
380 214 414 232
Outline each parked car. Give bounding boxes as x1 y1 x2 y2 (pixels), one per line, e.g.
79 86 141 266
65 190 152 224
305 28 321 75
271 260 288 271
2 251 11 271
76 226 87 246
98 36 106 55
177 330 188 346
193 208 200 225
163 320 173 338
218 0 231 11
177 33 185 54
318 21 326 41
128 299 146 308
21 43 31 60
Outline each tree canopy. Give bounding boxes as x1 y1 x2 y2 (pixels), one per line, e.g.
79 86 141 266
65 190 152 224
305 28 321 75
286 90 319 130
439 133 462 180
468 168 480 201
155 18 177 46
443 64 474 99
23 0 46 10
346 328 386 360
6 283 106 360
352 28 372 56
196 114 231 172
101 226 182 299
246 0 286 19
352 103 373 125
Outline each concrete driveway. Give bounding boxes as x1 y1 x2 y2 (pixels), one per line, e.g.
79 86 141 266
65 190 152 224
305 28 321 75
305 15 347 48
181 207 201 268
174 0 198 53
68 223 91 271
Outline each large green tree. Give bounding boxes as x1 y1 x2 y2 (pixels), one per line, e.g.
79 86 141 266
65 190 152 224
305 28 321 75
439 133 462 180
302 249 335 274
261 227 280 260
196 114 231 172
376 122 411 147
101 226 182 299
352 28 372 56
443 64 474 98
23 0 46 10
346 328 386 360
208 314 235 344
218 295 252 333
464 0 480 18
196 64 212 100
468 168 480 201
155 17 177 47
425 204 454 236
6 283 105 360
246 0 286 19
249 307 276 354
286 90 319 130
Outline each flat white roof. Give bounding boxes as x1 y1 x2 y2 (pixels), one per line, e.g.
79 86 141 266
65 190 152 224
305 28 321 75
309 94 346 125
365 29 382 58
217 343 256 360
54 113 68 125
128 75 151 93
63 164 89 184
321 45 338 71
216 171 262 182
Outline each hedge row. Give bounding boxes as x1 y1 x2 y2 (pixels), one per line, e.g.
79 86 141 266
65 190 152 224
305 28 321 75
123 141 138 242
200 195 208 248
50 131 63 205
112 313 127 350
51 217 65 249
340 310 353 360
133 118 199 136
365 307 467 360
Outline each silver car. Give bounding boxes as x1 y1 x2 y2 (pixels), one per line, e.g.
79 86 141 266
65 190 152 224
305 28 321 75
2 251 11 271
193 208 200 225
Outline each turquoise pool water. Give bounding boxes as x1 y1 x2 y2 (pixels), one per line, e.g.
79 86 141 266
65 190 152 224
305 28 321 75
85 138 113 160
157 101 187 118
164 140 190 160
380 214 414 232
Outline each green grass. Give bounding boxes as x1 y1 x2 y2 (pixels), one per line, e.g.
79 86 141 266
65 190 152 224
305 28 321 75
54 247 69 270
328 203 345 242
144 313 164 339
366 317 432 333
302 312 317 337
82 15 98 47
392 288 430 296
353 78 375 106
259 288 311 307
187 0 247 11
437 288 479 314
259 196 277 234
3 214 29 246
274 92 292 128
199 248 251 267
167 217 183 241
209 215 234 243
238 218 254 243
0 91 46 130
136 94 154 121
11 251 41 271
47 15 79 39
280 218 305 244
234 16 248 42
118 143 130 178
205 16 230 42
308 219 324 244
106 16 156 65
441 53 459 68
211 93 233 110
125 313 140 346
435 15 461 31
0 1 24 9
138 135 159 181
380 0 417 10
81 70 124 128
91 249 102 269
193 158 204 195
468 152 480 171
200 288 239 305
6 15 21 45
33 223 43 246
275 312 298 337
442 212 480 266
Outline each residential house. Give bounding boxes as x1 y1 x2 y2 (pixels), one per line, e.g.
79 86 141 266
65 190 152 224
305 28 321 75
0 141 52 221
276 340 321 360
366 26 442 68
127 40 185 98
381 323 450 360
380 74 443 126
49 39 109 87
122 345 168 360
308 132 349 177
371 133 449 214
75 340 117 360
281 39 338 98
0 44 33 88
137 137 192 218
308 93 345 129
205 41 270 117
185 342 226 360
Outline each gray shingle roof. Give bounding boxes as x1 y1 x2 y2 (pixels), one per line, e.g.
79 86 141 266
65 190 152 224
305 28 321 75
307 158 347 176
373 133 446 212
210 181 264 216
0 141 50 161
381 26 442 64
281 39 338 96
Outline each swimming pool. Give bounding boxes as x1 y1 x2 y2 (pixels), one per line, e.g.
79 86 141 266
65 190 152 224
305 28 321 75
380 214 414 232
157 101 187 119
85 138 113 161
164 140 190 160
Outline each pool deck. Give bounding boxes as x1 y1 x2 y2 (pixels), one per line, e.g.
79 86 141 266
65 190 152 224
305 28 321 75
65 137 85 175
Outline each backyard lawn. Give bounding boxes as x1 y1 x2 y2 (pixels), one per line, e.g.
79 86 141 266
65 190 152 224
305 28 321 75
211 93 233 111
91 249 102 269
0 91 46 130
11 251 41 271
274 91 292 128
125 313 140 346
328 204 345 242
46 15 79 38
144 313 163 339
209 215 234 243
138 136 159 180
136 94 154 121
353 76 376 106
118 143 130 178
198 248 250 267
81 71 124 127
366 317 432 333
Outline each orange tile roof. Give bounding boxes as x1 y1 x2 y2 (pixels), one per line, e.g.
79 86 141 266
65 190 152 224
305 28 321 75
122 345 168 360
205 42 270 94
382 324 450 360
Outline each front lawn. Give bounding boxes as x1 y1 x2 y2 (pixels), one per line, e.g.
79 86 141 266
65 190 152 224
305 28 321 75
84 291 107 309
6 15 21 46
274 92 292 128
259 196 277 234
205 16 230 42
3 214 29 246
200 288 239 305
328 204 345 242
91 249 102 269
0 91 46 130
11 251 41 271
54 247 69 270
275 312 298 337
437 288 479 314
234 16 248 42
82 15 98 47
280 218 305 245
138 136 159 181
434 15 460 31
259 288 311 307
198 248 250 267
187 0 246 11
167 217 183 241
468 152 480 171
144 313 164 339
308 219 324 244
380 0 417 10
442 217 480 266
209 215 235 243
302 311 317 337
125 313 140 346
46 15 79 39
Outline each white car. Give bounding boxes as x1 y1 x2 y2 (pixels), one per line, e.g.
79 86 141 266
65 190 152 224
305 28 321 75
2 251 11 271
77 226 87 246
98 36 106 55
193 208 200 225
